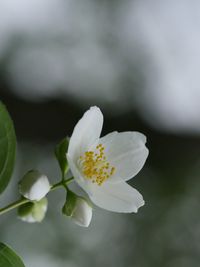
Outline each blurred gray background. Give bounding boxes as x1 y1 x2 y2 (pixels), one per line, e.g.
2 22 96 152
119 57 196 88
1 0 200 266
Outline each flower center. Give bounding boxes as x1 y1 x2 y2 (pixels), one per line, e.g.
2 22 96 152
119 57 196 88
79 144 115 186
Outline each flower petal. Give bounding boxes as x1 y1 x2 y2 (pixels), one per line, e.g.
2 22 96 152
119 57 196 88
99 131 149 183
88 181 144 213
67 155 91 195
68 106 103 161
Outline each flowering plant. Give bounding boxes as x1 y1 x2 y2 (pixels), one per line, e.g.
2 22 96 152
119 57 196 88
0 103 148 266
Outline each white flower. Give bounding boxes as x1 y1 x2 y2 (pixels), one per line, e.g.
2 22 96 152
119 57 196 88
18 197 48 223
71 198 92 227
67 106 149 213
19 170 51 201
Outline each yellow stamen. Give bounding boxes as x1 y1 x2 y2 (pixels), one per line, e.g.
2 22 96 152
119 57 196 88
79 144 116 186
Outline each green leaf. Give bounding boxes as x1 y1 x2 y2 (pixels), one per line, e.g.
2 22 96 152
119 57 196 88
0 243 25 267
0 102 16 194
55 137 69 178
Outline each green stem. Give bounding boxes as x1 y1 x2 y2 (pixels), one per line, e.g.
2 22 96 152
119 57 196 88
0 177 74 216
50 177 73 191
0 198 30 216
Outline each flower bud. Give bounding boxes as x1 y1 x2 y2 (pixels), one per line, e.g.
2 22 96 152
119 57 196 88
71 198 92 227
19 170 51 201
62 191 92 227
18 197 48 223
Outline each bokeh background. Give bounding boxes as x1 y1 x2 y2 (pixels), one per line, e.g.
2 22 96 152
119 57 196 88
1 0 200 266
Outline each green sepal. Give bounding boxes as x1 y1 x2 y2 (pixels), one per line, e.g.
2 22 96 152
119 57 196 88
17 202 34 217
0 101 16 194
55 137 69 179
0 242 25 267
62 190 77 217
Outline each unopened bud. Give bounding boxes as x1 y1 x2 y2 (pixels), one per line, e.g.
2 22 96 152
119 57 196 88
19 170 51 201
18 197 48 223
62 191 92 227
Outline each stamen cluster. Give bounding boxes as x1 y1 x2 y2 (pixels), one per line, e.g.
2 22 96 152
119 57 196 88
80 144 115 185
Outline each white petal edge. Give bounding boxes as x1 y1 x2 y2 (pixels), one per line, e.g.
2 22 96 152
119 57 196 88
88 181 145 213
19 214 36 223
99 131 149 183
68 106 103 161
